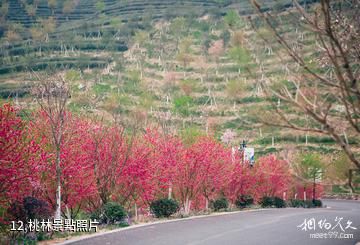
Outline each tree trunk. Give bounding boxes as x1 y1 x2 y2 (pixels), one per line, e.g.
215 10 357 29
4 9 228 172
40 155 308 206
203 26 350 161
348 170 354 193
135 203 138 221
343 131 349 145
55 149 62 219
168 183 172 199
312 175 316 203
184 197 191 215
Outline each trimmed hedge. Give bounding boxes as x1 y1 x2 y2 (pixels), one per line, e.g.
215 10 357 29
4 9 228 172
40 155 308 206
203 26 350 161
103 202 127 224
150 198 179 218
90 202 127 224
260 196 274 208
288 199 304 208
235 195 254 209
273 197 286 208
260 196 286 208
288 199 322 208
313 199 322 207
213 197 229 211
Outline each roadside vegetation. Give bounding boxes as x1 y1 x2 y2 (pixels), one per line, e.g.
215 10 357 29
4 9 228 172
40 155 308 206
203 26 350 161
0 0 359 244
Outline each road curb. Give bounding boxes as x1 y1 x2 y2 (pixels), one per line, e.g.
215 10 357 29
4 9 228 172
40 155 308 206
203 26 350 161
58 208 269 244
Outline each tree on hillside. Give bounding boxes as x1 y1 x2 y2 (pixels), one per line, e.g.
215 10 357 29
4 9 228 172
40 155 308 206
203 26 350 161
228 29 251 75
31 74 70 219
226 79 248 107
95 0 105 13
293 153 325 202
48 0 57 15
63 0 76 21
170 17 188 50
176 37 194 77
110 17 123 40
162 72 177 104
231 31 246 48
0 1 9 22
4 23 24 43
326 152 357 192
40 17 56 42
208 39 224 75
132 30 149 79
25 4 37 18
221 129 237 145
30 25 45 56
256 27 273 56
224 9 240 31
179 79 197 96
228 46 251 75
251 0 360 169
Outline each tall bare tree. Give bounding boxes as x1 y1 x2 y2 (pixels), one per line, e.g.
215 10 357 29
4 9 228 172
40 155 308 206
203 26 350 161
250 0 360 168
32 74 70 219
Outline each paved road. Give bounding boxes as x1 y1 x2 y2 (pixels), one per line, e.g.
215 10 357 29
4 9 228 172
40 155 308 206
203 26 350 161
67 200 360 245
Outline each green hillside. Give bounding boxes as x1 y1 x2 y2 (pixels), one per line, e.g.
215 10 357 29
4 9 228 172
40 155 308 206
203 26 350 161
1 0 357 157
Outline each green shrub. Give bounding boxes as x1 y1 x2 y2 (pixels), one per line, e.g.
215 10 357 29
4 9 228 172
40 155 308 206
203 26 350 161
288 199 305 208
304 200 315 208
313 199 322 207
235 195 254 209
213 197 229 211
273 197 286 208
103 202 127 224
150 199 179 218
173 96 193 117
89 209 103 222
288 199 322 208
260 196 274 208
93 83 111 95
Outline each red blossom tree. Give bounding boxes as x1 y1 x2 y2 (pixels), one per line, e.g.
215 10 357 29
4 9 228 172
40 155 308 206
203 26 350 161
1 102 303 218
0 104 45 208
172 136 232 213
225 161 257 204
143 128 183 199
119 137 154 210
82 123 131 209
30 111 96 218
253 155 292 200
193 137 232 210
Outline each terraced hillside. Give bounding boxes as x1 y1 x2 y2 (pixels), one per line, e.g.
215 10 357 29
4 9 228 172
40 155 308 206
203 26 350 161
0 0 358 158
0 0 317 75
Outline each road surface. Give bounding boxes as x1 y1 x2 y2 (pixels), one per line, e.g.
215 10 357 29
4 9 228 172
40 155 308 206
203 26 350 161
66 199 360 245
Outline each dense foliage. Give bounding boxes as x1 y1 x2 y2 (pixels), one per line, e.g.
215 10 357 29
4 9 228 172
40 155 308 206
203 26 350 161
235 195 254 209
150 199 179 218
103 202 127 224
212 197 229 211
0 104 322 225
